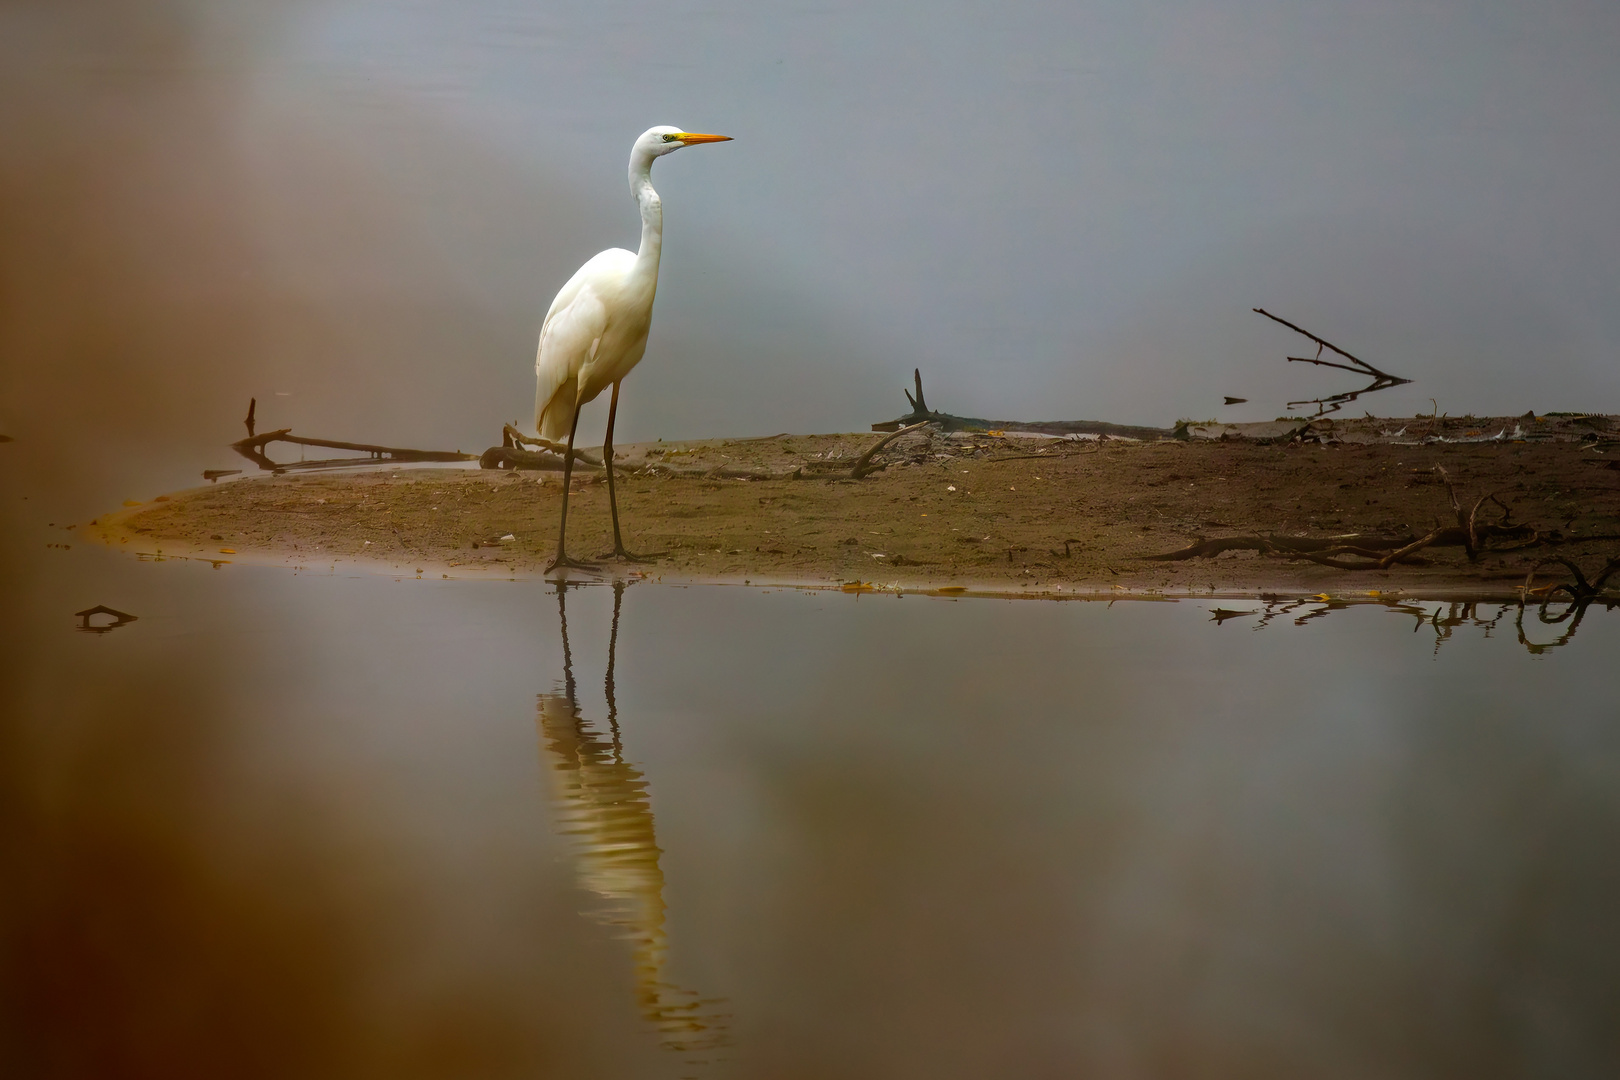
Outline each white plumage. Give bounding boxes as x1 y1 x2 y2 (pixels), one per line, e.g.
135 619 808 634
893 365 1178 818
535 248 643 441
533 125 732 572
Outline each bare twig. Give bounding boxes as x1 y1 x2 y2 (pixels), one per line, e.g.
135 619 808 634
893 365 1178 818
1432 465 1470 558
1465 490 1504 560
1371 527 1449 569
1253 309 1381 374
1434 465 1509 561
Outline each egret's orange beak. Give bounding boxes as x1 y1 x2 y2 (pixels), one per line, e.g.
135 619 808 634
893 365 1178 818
676 132 733 145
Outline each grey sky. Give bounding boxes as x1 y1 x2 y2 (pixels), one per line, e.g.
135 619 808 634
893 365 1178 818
3 0 1619 493
284 0 1620 427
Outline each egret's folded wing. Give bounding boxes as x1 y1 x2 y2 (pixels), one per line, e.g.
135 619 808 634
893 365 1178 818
534 249 634 440
535 288 611 439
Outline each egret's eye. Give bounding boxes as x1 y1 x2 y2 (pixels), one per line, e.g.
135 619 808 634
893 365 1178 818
661 133 681 143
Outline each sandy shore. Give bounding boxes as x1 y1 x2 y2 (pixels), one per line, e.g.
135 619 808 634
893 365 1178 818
91 417 1620 600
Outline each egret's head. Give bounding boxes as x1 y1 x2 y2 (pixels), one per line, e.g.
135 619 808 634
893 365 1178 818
638 125 733 158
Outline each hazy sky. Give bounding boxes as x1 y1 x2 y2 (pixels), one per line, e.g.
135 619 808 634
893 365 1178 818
3 0 1619 499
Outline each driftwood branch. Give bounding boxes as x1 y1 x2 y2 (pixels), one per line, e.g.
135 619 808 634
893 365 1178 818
1521 555 1620 602
480 445 616 473
499 423 604 467
1145 530 1449 569
232 424 478 472
874 368 1170 440
1254 308 1413 417
850 421 929 478
1145 534 1411 561
1144 466 1543 570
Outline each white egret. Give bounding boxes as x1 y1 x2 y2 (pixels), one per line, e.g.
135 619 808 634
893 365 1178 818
534 125 733 572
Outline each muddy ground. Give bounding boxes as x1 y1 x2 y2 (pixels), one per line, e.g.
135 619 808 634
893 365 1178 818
95 414 1620 597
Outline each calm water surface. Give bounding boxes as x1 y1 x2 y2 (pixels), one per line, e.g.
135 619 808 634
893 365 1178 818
4 542 1619 1079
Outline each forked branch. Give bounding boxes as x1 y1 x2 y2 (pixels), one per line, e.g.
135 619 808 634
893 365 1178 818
232 423 478 472
1254 308 1413 417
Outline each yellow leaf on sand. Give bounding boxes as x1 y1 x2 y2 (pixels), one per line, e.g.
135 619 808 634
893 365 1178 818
841 581 873 593
219 548 236 554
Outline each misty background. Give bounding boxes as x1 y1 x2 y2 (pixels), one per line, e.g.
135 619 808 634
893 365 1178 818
3 0 1619 511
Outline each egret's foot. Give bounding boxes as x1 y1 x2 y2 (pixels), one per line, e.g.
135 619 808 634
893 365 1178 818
544 553 600 576
597 547 667 563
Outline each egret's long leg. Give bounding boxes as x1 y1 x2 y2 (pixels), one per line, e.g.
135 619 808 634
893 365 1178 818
546 401 598 575
600 380 666 562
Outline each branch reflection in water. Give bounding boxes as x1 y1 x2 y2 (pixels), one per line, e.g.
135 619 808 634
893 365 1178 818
536 582 731 1066
1212 596 1618 655
1513 596 1615 654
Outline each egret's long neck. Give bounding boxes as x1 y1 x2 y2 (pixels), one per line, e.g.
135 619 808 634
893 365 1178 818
629 149 662 283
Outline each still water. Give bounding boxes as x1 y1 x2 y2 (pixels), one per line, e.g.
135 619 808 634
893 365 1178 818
5 542 1619 1079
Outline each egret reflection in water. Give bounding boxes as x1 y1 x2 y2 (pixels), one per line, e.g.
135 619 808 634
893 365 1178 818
536 582 730 1062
